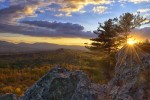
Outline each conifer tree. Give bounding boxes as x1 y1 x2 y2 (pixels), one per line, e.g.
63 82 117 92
118 12 148 42
86 19 122 54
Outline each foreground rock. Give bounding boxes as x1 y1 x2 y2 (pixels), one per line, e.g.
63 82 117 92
20 67 106 100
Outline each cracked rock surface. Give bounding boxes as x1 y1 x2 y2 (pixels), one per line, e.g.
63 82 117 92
20 67 106 100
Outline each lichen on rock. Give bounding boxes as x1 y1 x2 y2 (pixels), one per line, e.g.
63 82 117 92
20 67 105 100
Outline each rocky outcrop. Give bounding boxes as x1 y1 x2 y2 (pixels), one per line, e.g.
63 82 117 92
107 45 150 100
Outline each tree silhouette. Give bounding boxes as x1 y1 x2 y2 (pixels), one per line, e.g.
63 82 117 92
118 12 149 42
87 13 149 53
85 12 150 80
86 19 122 54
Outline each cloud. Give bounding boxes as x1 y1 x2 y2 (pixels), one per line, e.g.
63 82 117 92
54 13 64 17
0 0 102 38
119 0 150 4
129 0 150 3
0 0 114 21
0 2 43 24
0 20 95 38
136 8 150 19
79 10 86 14
0 0 4 3
1 0 114 17
0 0 114 38
93 6 108 14
137 8 150 13
143 14 150 18
57 0 114 15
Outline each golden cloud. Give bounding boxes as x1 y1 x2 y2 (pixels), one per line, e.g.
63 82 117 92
0 0 114 23
23 5 38 15
55 0 114 15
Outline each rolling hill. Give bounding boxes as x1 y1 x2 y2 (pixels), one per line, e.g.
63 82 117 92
0 41 87 54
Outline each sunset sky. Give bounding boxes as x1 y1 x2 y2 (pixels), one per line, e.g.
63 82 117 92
0 0 150 46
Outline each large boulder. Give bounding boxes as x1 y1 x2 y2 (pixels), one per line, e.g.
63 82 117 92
20 67 106 100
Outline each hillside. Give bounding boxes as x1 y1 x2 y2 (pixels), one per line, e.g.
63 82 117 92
0 41 86 54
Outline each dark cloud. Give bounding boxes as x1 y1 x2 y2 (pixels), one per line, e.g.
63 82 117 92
0 0 112 38
0 18 94 38
0 3 95 38
0 5 25 23
21 21 94 38
22 21 84 31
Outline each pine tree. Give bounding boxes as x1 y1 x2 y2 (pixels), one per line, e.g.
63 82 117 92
86 19 122 80
86 19 122 54
86 18 122 66
118 12 148 42
85 13 149 81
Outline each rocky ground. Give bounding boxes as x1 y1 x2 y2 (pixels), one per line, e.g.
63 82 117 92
1 46 150 100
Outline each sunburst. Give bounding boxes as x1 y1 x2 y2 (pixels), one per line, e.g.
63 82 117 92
127 38 137 45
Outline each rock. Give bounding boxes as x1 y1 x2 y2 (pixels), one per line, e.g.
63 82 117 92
0 94 17 100
107 45 150 100
20 67 106 100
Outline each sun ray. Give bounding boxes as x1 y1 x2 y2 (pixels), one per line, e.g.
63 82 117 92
133 45 146 69
115 45 130 69
115 38 147 76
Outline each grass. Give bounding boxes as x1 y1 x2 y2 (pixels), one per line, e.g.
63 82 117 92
0 49 115 96
0 65 109 96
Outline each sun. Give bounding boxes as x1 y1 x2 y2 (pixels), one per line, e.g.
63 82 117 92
127 38 137 45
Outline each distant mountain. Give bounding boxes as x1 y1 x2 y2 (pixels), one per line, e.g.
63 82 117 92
0 41 87 54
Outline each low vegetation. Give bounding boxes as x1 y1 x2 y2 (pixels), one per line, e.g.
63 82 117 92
0 49 115 96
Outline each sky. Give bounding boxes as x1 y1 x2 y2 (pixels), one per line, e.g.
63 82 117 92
0 0 150 46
